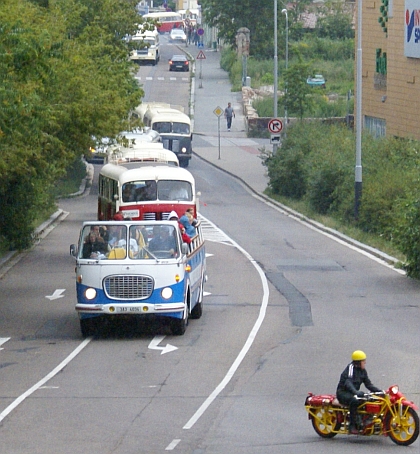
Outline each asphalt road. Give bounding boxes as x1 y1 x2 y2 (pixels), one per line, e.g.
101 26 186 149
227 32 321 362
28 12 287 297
0 36 418 453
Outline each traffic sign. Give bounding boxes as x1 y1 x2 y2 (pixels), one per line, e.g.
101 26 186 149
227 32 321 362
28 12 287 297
196 50 206 60
197 28 204 36
270 135 281 144
213 106 224 117
268 118 283 134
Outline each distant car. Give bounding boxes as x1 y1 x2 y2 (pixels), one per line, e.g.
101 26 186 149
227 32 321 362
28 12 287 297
169 28 187 43
169 55 189 72
307 74 326 88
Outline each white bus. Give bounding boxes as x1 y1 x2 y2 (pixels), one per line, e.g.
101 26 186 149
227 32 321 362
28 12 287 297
129 28 160 65
98 162 198 221
134 102 192 167
70 219 206 336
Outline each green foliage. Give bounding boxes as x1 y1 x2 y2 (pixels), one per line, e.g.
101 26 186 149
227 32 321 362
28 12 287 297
315 1 354 40
0 0 144 249
265 122 420 278
284 57 314 119
393 192 420 278
266 147 307 199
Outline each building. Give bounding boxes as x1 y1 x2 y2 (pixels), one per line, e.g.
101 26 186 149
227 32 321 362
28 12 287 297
360 0 420 140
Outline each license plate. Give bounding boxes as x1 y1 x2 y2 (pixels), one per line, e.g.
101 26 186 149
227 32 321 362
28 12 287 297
116 306 143 313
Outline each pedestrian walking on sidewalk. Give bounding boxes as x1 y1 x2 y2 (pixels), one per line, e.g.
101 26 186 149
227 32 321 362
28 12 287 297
224 102 235 131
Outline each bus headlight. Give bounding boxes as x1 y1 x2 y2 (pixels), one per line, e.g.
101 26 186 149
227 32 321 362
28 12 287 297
161 287 173 299
181 147 187 153
85 288 97 300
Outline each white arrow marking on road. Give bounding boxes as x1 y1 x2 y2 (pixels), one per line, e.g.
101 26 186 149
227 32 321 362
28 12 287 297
0 337 10 351
46 289 66 300
203 291 211 297
148 335 178 355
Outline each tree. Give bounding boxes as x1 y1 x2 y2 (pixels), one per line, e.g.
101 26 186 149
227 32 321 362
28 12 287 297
284 56 314 120
315 1 354 40
0 0 145 249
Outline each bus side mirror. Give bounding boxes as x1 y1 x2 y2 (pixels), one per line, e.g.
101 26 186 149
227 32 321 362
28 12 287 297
70 244 77 257
114 194 119 200
181 243 189 255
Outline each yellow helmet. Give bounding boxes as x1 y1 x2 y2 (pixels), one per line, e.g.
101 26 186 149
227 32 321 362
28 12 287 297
352 350 367 361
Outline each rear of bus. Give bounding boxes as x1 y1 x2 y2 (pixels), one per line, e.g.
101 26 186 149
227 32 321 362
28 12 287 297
70 220 206 336
130 29 160 65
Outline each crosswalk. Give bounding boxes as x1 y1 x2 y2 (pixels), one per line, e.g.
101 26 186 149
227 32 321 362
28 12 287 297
134 76 189 82
198 215 233 245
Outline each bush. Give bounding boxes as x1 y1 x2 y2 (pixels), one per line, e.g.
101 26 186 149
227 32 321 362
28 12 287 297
267 147 307 198
307 165 346 214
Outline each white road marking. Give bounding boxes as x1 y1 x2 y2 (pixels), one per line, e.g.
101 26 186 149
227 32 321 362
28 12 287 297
45 289 65 300
148 335 178 355
0 337 92 423
183 215 270 430
165 439 181 450
0 337 10 351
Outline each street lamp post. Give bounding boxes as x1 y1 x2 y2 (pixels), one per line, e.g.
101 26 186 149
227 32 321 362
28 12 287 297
273 0 278 154
282 8 288 133
355 0 363 219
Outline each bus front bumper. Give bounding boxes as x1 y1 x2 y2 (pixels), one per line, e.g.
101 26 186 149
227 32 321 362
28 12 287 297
76 302 186 315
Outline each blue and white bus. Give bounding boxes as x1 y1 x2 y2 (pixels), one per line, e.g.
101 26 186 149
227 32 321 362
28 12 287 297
70 220 206 337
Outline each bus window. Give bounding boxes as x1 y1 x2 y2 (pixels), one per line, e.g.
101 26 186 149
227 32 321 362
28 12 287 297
173 122 190 134
122 180 157 202
158 180 192 201
153 122 171 134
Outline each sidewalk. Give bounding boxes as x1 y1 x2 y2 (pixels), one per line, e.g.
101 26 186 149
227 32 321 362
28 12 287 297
190 47 270 195
190 46 399 267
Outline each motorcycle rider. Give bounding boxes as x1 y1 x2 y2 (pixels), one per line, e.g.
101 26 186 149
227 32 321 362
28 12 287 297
336 350 382 434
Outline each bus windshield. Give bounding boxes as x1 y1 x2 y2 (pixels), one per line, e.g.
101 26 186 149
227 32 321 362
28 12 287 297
153 122 190 134
78 223 180 260
121 180 192 202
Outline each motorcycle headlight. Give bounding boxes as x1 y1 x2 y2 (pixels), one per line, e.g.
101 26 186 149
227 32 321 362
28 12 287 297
85 288 97 300
390 385 399 395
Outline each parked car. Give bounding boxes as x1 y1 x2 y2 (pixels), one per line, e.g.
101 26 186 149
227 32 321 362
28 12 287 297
169 55 189 72
307 74 326 88
169 28 187 43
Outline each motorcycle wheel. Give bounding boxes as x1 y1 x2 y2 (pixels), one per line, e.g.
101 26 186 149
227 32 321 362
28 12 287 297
311 407 339 438
387 405 419 446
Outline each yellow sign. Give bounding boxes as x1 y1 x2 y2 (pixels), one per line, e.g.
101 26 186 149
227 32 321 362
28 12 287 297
213 106 224 117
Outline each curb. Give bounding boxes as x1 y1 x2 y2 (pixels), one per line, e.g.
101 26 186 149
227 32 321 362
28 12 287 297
193 151 401 269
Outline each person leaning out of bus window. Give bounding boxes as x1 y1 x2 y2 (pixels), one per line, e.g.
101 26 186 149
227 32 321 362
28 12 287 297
179 211 196 238
169 211 191 244
82 230 109 259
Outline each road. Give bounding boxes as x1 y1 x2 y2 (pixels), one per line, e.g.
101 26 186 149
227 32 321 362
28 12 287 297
0 36 418 453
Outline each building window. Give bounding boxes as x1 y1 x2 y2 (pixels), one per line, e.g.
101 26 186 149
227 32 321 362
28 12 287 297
365 116 386 138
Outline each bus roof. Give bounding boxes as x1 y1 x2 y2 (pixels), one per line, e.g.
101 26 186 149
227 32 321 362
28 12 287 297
144 108 191 125
108 143 179 166
143 12 182 19
100 163 195 185
136 102 185 115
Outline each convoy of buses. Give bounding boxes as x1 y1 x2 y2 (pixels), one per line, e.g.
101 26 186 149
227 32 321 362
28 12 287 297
71 100 205 337
71 3 202 336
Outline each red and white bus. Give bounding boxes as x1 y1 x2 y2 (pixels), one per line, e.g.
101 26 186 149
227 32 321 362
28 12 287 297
98 162 198 221
142 12 183 34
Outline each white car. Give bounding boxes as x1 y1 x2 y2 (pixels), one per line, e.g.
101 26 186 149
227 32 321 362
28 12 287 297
169 28 187 43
